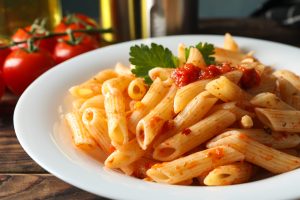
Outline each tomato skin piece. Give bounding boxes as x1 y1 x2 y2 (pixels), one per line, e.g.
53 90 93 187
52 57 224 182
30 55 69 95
0 71 5 100
53 34 99 64
11 26 57 53
3 49 55 96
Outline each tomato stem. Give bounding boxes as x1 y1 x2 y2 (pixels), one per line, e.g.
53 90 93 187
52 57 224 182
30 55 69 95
25 38 38 53
0 28 113 49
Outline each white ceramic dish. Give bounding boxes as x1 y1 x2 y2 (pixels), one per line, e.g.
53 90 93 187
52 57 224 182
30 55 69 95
14 35 300 200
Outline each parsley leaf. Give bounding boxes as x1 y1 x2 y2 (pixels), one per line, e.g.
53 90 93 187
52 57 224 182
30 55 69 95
129 43 178 84
185 42 215 65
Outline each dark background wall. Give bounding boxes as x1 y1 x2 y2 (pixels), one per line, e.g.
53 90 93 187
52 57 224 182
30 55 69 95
61 0 269 21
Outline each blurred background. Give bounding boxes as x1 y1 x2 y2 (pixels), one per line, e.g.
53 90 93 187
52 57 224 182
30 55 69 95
1 0 299 45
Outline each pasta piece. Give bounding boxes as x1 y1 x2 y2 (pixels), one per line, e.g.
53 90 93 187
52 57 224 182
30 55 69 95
72 98 85 110
105 139 145 168
250 92 295 110
277 78 300 110
136 85 177 150
205 76 251 102
223 70 243 84
127 78 170 133
207 133 300 173
209 129 300 150
174 79 210 113
129 158 157 179
149 67 174 86
247 67 276 95
147 146 244 184
273 70 300 90
153 110 236 161
178 43 186 67
114 62 132 76
214 47 246 65
224 33 239 52
203 162 253 186
104 89 129 147
208 102 255 119
240 115 253 129
102 75 133 94
127 78 147 100
255 108 300 132
79 95 105 112
104 139 145 168
65 112 97 151
153 91 218 147
211 129 300 149
69 69 118 98
186 47 206 68
81 107 110 154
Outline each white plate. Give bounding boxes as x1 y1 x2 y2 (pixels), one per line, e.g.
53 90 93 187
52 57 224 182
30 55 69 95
14 35 300 200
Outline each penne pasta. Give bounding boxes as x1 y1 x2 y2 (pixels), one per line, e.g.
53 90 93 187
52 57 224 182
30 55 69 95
65 111 97 151
147 146 244 184
136 85 177 150
149 67 174 86
69 69 118 98
203 162 253 186
186 47 206 68
210 129 300 149
206 76 251 102
213 47 246 65
105 139 144 168
153 91 218 147
127 78 147 100
178 43 186 67
114 62 132 76
127 78 170 133
153 110 236 161
79 95 105 112
207 133 300 173
174 79 211 113
273 70 300 91
208 102 255 119
250 92 295 110
255 108 300 132
81 107 111 154
224 33 239 52
104 89 129 147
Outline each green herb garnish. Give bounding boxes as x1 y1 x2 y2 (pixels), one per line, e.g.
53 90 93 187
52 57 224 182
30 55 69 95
129 43 178 84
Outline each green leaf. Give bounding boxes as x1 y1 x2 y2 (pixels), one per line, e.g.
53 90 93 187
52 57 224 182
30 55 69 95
129 43 178 84
131 65 153 85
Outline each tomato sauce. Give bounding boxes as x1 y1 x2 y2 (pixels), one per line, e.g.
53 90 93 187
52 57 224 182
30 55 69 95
171 63 261 89
171 63 201 87
239 67 261 89
182 128 192 136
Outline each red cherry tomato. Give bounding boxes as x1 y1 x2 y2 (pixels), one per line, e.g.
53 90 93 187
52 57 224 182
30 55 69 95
3 48 55 95
0 48 11 72
11 26 56 53
54 13 100 42
53 34 99 64
0 71 5 100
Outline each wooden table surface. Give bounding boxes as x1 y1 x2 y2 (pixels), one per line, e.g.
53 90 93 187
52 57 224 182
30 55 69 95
0 18 299 200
